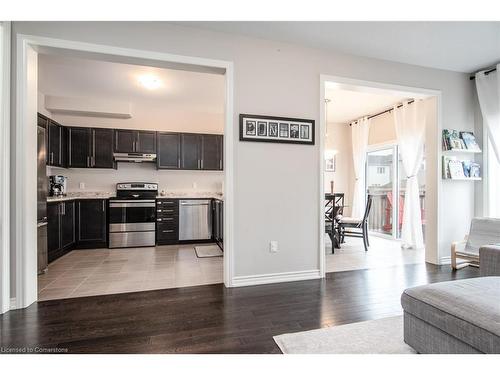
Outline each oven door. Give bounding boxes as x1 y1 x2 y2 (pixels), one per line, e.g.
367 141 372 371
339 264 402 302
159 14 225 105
109 200 156 232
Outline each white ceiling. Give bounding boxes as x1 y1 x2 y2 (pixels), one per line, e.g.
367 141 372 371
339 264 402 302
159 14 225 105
38 54 225 114
181 21 500 73
325 88 410 124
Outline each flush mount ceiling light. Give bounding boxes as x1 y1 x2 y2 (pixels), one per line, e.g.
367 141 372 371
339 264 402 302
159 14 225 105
138 75 162 90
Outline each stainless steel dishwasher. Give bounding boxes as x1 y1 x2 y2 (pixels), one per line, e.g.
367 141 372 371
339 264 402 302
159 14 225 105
179 200 212 241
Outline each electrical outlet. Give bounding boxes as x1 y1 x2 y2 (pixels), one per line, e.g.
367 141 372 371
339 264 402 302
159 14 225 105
79 182 85 190
270 241 278 253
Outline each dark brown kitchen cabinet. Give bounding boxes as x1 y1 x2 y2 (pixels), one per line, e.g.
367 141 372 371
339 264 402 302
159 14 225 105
91 128 114 168
68 127 114 169
47 201 75 263
48 119 67 167
213 199 223 250
68 127 91 168
157 132 181 169
61 201 76 250
180 134 201 170
47 202 61 262
114 130 156 154
137 131 156 153
156 199 179 245
178 133 223 171
76 199 108 249
201 134 223 170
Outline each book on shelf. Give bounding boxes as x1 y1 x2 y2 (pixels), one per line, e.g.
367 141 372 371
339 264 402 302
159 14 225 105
460 131 481 152
442 156 481 179
442 129 481 152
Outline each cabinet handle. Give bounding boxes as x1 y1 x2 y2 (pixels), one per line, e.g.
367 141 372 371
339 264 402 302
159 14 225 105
50 152 54 164
164 209 174 212
102 200 105 212
162 230 174 233
219 160 222 170
92 156 95 167
163 217 173 221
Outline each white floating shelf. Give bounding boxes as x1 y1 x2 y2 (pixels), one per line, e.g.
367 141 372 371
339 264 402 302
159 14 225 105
442 149 482 154
442 177 482 181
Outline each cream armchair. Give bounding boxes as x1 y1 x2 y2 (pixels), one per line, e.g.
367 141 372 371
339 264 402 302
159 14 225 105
451 218 500 270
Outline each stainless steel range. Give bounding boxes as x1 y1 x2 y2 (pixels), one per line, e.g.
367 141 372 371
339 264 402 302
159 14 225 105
109 182 158 248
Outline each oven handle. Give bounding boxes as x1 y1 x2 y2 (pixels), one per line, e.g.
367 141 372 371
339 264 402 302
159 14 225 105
110 201 156 208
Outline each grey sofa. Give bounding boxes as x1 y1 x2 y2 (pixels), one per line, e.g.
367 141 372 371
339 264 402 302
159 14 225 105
401 245 500 354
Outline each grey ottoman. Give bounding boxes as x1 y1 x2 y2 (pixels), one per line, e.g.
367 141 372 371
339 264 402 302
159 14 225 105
401 277 500 354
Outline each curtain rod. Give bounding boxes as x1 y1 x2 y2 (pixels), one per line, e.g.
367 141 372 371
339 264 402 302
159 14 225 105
469 67 497 80
349 99 415 126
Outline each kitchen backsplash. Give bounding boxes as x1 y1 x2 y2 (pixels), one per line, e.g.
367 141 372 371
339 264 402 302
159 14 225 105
46 162 224 194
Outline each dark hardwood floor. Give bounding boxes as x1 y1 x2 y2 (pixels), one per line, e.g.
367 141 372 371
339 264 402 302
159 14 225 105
0 263 479 354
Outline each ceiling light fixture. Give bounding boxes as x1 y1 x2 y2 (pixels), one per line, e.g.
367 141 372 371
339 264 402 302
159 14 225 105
138 75 162 90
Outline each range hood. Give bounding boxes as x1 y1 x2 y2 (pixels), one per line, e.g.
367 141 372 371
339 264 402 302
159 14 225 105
113 153 157 163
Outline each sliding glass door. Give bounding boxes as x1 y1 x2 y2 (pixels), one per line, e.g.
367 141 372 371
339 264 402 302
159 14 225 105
366 147 396 237
366 145 425 240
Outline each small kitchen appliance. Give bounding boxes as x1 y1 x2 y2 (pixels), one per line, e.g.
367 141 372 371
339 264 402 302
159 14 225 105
49 175 67 197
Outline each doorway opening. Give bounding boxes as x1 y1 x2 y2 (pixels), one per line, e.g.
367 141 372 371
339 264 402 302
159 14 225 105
13 35 234 309
320 77 439 274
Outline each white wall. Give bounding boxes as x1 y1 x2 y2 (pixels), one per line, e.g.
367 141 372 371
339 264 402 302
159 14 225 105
324 122 353 215
368 111 397 146
10 22 477 285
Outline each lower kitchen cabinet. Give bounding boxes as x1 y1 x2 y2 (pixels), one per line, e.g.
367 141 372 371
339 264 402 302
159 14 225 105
76 199 108 249
156 199 179 245
213 199 223 250
47 201 75 263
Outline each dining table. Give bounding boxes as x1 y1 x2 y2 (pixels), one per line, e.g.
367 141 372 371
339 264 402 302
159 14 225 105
325 193 348 251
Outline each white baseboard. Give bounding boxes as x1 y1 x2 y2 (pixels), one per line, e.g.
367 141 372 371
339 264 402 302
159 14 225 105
232 269 322 287
440 256 451 265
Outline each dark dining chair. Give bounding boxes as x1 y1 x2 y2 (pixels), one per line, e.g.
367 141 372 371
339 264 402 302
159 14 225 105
338 195 373 252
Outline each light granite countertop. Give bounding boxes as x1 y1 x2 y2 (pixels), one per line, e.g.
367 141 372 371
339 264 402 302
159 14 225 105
47 191 223 202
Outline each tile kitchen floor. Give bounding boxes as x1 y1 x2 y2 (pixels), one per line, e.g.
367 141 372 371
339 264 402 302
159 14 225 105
37 244 223 301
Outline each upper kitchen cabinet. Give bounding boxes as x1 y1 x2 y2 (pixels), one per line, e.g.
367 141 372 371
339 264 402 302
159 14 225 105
68 127 114 169
68 127 91 168
114 129 156 154
137 131 156 153
47 119 67 168
180 133 201 170
201 134 223 170
157 132 181 169
91 128 114 168
162 133 223 171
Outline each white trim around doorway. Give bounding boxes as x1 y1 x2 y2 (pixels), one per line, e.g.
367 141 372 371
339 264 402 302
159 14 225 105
12 34 235 311
319 74 442 277
0 22 11 314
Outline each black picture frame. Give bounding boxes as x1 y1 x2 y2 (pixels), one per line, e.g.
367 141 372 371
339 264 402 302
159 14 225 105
239 114 315 145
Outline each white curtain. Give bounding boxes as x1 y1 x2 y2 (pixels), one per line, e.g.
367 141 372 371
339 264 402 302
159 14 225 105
475 64 500 163
394 100 426 249
351 117 370 219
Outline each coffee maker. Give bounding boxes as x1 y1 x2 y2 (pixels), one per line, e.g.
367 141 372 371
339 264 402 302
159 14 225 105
49 175 67 197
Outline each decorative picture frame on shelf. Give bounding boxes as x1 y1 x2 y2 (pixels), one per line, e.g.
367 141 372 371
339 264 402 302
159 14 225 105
240 114 315 145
